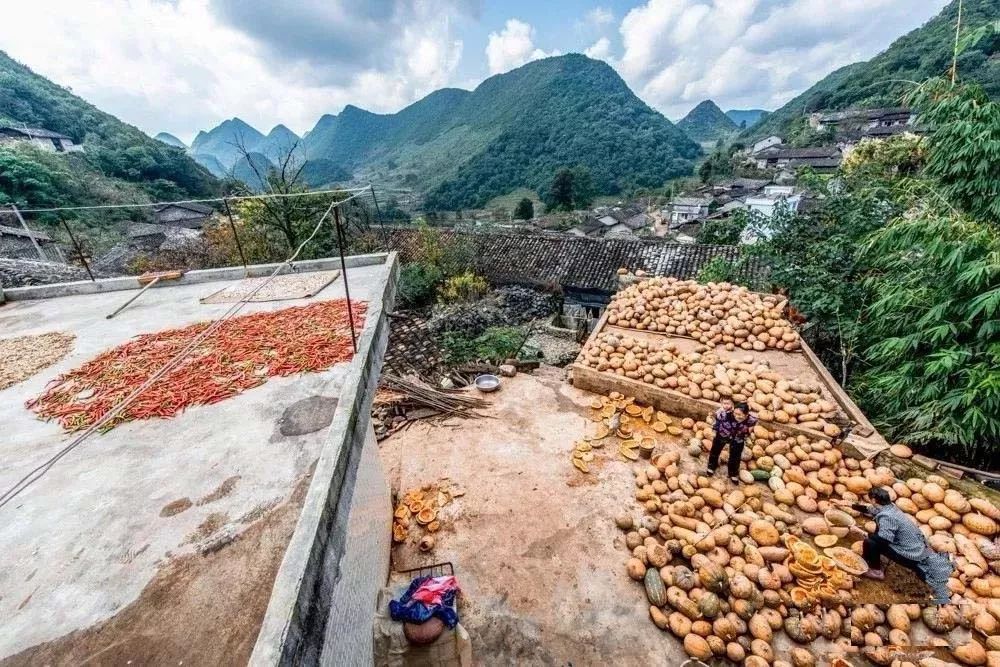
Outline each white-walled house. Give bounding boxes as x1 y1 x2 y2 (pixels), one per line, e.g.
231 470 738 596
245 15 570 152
667 197 712 225
741 186 802 244
751 135 783 154
0 127 83 153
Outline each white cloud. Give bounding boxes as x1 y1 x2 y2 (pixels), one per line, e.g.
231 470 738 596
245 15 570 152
0 0 466 141
586 7 615 26
615 0 950 119
585 37 612 60
485 19 558 75
0 0 955 140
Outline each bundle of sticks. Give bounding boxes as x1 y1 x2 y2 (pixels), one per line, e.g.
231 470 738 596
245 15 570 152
380 374 490 420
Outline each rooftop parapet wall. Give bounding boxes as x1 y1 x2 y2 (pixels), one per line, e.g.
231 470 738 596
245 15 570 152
250 254 399 664
2 255 389 302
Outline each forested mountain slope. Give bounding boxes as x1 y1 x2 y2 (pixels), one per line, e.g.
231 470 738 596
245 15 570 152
303 54 701 209
0 50 218 211
746 0 1000 139
677 100 739 143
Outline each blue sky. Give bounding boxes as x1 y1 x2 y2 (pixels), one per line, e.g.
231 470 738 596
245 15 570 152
0 0 950 142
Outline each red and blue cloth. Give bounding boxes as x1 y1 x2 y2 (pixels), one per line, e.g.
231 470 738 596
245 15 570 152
389 575 460 628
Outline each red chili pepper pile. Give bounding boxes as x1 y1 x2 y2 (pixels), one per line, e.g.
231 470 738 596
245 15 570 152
26 299 367 432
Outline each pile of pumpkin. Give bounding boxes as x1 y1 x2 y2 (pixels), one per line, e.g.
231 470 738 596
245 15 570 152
604 277 801 352
577 332 843 435
608 395 1000 666
393 482 465 553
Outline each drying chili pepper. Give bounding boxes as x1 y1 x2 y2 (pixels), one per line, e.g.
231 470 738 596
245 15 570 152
27 300 367 432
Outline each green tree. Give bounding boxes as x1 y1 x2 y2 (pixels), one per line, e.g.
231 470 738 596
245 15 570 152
230 140 334 254
513 197 534 220
571 166 595 208
0 145 75 208
546 168 575 211
747 111 1000 465
696 257 739 284
910 78 1000 225
858 210 1000 461
698 160 714 183
697 209 750 245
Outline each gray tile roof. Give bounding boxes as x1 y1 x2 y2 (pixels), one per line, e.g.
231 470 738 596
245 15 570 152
0 126 72 141
761 146 841 159
0 224 51 241
671 197 712 207
385 228 764 293
153 201 214 215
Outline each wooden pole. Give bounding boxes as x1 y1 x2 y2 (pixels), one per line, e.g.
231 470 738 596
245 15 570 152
369 185 390 249
333 206 358 354
8 204 47 261
951 0 964 86
60 218 95 281
222 197 249 275
105 276 160 319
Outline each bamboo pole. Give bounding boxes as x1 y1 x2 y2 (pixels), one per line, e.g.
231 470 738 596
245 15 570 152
9 204 47 261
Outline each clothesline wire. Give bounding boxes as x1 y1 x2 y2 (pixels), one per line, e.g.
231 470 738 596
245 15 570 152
0 187 370 511
10 186 373 214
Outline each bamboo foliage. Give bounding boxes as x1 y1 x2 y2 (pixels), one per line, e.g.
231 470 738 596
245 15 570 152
858 208 1000 461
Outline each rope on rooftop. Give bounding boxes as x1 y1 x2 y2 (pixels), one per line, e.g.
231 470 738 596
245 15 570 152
14 186 373 214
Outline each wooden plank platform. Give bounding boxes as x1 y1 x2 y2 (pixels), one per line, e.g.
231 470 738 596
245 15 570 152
569 305 888 451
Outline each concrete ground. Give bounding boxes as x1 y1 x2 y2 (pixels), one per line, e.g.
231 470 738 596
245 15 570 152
379 367 688 666
0 262 391 663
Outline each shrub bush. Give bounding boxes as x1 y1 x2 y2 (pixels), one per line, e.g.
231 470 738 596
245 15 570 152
438 272 489 303
398 262 443 307
443 326 527 365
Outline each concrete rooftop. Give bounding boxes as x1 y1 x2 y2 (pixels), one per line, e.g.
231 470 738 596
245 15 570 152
0 257 392 663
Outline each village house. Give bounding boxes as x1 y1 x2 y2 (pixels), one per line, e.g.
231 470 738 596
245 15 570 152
152 202 214 229
666 196 711 225
741 185 803 244
810 107 914 133
750 135 783 154
603 211 650 238
0 224 59 261
0 126 83 153
753 146 842 172
569 207 650 239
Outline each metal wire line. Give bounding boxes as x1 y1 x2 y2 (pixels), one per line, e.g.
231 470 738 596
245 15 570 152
12 186 372 214
0 189 370 510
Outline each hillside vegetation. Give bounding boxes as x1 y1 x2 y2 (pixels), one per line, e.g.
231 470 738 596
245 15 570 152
716 75 1000 465
747 0 1000 139
299 55 700 210
677 100 739 143
0 50 217 211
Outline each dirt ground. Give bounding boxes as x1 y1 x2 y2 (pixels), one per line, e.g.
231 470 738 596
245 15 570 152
1 469 313 667
379 367 689 666
378 367 966 667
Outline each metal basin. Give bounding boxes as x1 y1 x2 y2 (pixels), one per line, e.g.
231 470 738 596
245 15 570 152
474 374 501 393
